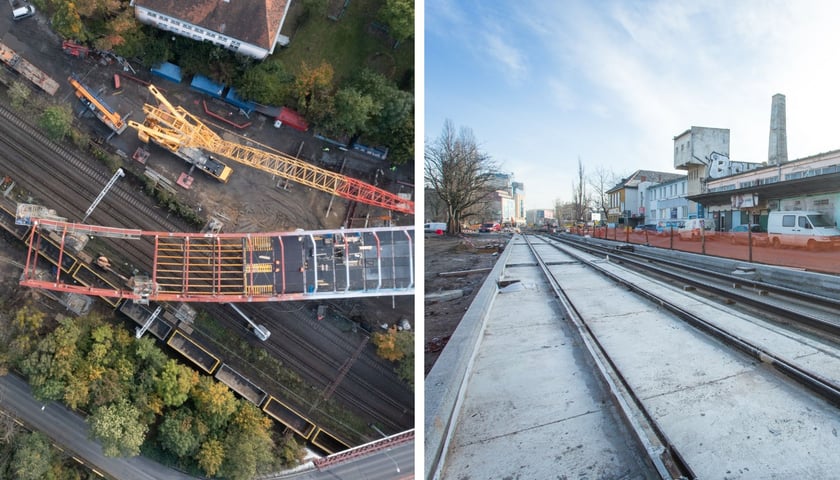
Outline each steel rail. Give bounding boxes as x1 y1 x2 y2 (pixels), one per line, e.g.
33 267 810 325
523 234 694 480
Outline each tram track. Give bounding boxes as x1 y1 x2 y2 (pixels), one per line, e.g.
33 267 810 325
547 233 840 340
517 233 840 477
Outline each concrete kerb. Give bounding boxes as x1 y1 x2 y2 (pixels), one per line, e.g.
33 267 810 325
424 234 515 480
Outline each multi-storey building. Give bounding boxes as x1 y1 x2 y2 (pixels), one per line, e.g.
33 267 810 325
607 170 684 227
643 175 692 226
526 209 554 227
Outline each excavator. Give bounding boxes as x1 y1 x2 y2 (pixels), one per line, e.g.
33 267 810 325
127 85 413 215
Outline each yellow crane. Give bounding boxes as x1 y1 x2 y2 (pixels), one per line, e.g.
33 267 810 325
68 75 127 134
127 85 414 215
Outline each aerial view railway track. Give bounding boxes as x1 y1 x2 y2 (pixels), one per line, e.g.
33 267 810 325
0 104 186 274
431 233 840 478
0 104 412 450
200 305 408 432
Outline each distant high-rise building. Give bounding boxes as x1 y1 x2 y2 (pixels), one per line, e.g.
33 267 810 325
768 93 788 165
512 182 526 226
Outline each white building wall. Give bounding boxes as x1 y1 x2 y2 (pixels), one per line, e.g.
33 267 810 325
674 127 730 196
135 7 271 60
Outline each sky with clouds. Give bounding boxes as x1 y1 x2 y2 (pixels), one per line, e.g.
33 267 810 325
424 0 840 210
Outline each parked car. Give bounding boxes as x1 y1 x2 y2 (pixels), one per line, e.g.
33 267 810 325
767 210 840 250
479 222 500 233
12 5 35 20
634 224 658 233
678 218 716 241
424 222 447 235
729 224 768 246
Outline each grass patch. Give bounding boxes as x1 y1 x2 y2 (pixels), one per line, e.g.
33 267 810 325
276 0 413 86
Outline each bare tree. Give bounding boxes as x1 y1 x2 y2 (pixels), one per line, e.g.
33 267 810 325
572 158 589 223
589 166 620 224
425 120 498 235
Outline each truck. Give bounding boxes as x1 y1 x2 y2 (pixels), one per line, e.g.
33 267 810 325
0 42 58 95
767 210 840 250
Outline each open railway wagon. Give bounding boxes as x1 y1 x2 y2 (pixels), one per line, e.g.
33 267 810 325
120 300 353 454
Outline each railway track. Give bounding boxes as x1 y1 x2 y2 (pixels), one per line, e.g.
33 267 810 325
0 104 412 442
432 233 840 478
526 234 840 477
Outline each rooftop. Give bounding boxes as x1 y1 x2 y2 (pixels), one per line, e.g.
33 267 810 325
134 0 288 50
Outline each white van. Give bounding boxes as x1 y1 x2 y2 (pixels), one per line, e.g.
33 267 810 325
12 5 35 20
424 222 446 235
767 210 840 250
678 218 715 241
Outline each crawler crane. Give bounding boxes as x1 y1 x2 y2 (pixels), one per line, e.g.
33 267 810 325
127 85 413 215
68 74 128 134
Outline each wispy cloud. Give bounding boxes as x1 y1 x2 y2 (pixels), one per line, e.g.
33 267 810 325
480 28 528 81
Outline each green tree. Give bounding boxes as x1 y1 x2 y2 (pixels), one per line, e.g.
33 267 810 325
158 407 205 458
156 359 199 408
378 0 414 44
19 318 83 401
115 28 170 67
278 433 306 467
11 432 54 480
293 61 334 115
395 336 414 389
89 400 148 457
8 81 30 111
191 375 237 430
196 437 225 477
39 105 74 142
346 69 413 156
94 8 138 51
51 2 87 41
219 403 275 480
8 306 45 359
328 87 378 136
235 61 295 106
386 113 413 166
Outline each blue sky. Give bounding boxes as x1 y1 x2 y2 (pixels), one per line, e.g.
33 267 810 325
424 0 840 210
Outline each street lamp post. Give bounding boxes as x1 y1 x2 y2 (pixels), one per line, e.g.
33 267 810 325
383 448 400 473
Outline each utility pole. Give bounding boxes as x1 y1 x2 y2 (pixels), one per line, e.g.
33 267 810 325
83 168 124 223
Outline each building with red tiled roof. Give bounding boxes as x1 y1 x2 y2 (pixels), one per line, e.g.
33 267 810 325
131 0 291 60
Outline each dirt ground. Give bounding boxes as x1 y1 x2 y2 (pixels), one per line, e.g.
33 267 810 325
424 233 506 375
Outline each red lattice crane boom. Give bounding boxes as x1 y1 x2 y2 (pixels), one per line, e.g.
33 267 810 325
127 85 413 215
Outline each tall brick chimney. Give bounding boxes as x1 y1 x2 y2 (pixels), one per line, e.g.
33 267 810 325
768 93 788 165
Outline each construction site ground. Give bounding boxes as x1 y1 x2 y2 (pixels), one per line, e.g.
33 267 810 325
424 233 506 375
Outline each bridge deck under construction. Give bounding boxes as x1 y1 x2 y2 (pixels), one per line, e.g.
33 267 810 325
15 208 413 303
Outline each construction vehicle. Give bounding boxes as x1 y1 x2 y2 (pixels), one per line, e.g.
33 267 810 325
170 146 232 183
0 42 58 95
128 84 414 215
61 40 89 59
68 74 128 134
